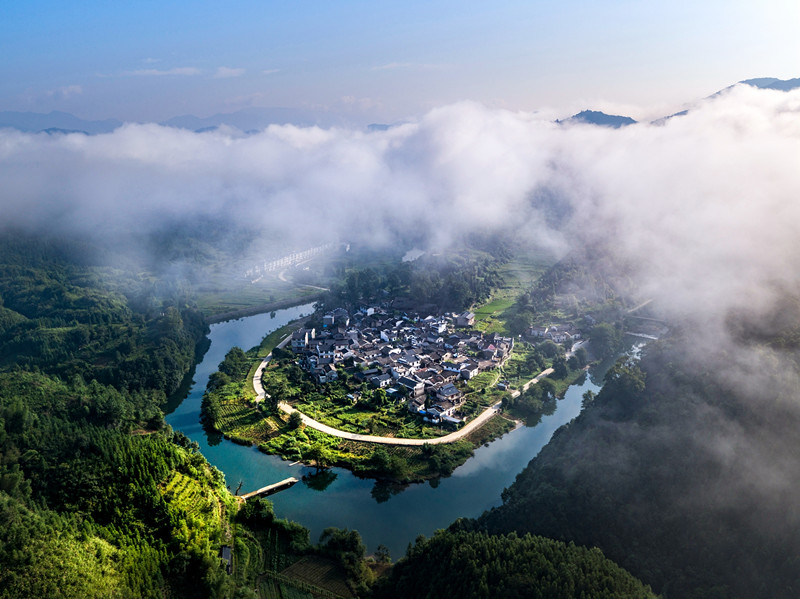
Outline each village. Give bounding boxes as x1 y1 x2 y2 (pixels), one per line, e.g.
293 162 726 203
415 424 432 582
286 305 582 428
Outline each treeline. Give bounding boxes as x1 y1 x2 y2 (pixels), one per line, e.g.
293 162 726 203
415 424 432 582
480 335 800 598
322 247 506 312
504 251 627 335
0 235 207 399
372 528 656 599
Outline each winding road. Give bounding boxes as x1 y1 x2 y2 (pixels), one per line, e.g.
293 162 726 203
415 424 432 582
252 336 558 446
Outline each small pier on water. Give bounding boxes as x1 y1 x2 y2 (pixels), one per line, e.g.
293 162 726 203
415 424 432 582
239 477 300 500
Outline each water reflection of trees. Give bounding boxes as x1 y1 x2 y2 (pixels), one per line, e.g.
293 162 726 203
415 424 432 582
205 429 223 446
371 479 410 503
303 469 338 492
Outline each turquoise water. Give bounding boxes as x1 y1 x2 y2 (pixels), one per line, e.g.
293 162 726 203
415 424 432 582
166 306 602 559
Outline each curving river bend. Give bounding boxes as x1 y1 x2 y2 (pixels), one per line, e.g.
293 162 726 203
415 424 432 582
166 304 604 559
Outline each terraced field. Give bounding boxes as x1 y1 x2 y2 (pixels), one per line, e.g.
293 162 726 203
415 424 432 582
216 390 285 444
280 556 353 598
160 470 227 549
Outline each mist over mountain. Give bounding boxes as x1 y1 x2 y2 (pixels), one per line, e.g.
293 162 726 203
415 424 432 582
2 82 799 328
651 76 800 125
5 78 798 138
0 107 352 136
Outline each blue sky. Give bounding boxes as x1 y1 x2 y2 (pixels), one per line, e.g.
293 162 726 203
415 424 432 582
2 0 798 122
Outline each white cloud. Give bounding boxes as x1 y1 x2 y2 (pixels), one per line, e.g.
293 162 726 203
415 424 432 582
341 96 381 110
1 87 799 339
125 67 202 76
262 69 280 75
214 67 245 78
372 62 414 71
371 62 446 71
47 85 83 99
3 85 800 553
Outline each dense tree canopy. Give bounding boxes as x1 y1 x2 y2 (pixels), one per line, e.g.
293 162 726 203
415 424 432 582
482 337 800 599
373 529 656 599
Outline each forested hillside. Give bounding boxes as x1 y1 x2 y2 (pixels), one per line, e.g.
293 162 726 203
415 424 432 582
320 241 509 313
0 233 207 397
373 528 656 599
0 232 246 596
480 332 800 598
0 372 235 596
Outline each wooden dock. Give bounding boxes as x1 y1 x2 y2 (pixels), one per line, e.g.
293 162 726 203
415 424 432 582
239 477 300 500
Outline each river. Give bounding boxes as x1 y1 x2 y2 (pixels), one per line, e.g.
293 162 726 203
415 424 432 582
166 305 605 559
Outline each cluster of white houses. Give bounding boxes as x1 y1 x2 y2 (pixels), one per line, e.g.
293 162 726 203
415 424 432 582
288 307 512 426
526 323 583 344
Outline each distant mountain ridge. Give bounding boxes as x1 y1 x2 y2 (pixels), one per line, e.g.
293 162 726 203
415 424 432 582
739 77 800 92
1 78 798 135
159 106 341 131
560 110 637 128
567 77 800 128
0 110 122 134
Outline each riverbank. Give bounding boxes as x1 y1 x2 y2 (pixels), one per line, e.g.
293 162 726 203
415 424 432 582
205 292 325 324
252 335 515 448
202 329 516 481
203 310 591 482
207 360 516 482
166 304 611 559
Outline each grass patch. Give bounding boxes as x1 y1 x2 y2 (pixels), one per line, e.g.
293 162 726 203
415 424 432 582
465 413 515 446
547 367 588 398
195 274 302 316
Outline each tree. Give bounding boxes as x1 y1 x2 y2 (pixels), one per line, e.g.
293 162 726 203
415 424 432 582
272 346 293 362
219 346 248 377
319 527 366 560
526 350 545 374
599 357 646 414
306 443 332 471
567 354 579 371
552 355 569 379
372 388 388 408
207 371 230 392
318 527 370 590
538 377 557 400
574 346 588 367
370 447 391 472
539 339 561 358
589 323 622 360
288 411 303 429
